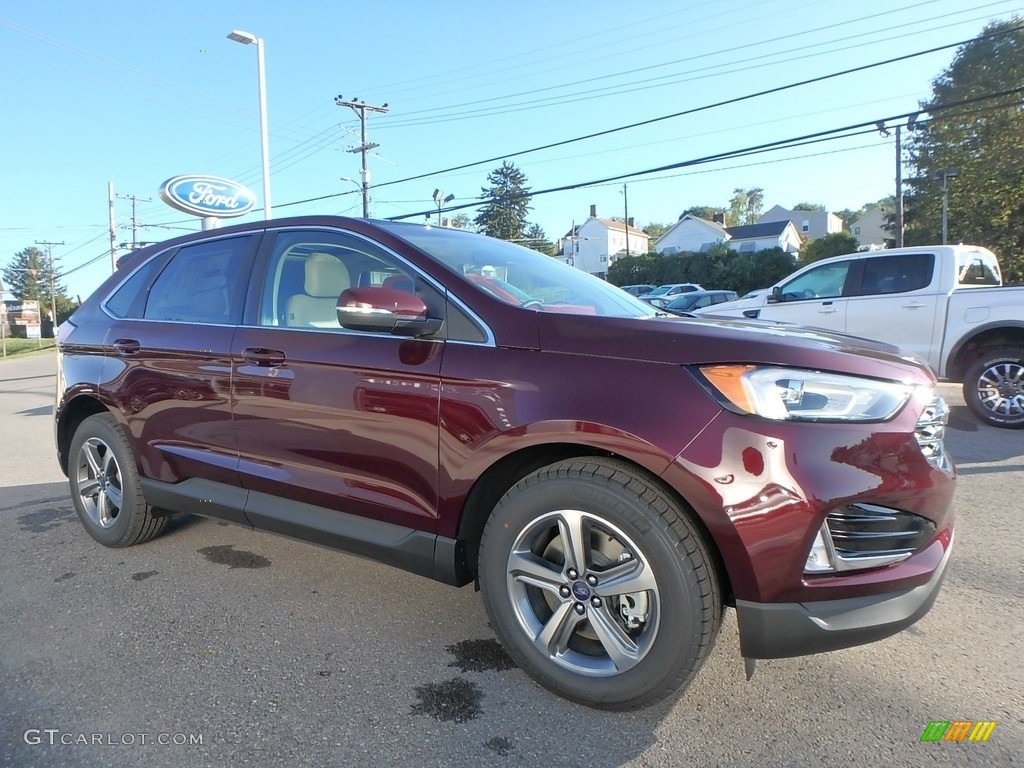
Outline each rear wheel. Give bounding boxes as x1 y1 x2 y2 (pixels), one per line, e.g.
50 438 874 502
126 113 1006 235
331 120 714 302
68 413 168 547
963 348 1024 428
478 457 721 710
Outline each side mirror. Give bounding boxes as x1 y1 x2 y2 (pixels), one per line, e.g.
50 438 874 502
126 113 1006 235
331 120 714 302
768 286 783 304
336 287 444 338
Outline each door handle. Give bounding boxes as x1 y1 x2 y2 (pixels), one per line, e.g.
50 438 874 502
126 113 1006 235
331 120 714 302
902 302 927 309
112 338 140 355
818 302 837 313
242 347 286 367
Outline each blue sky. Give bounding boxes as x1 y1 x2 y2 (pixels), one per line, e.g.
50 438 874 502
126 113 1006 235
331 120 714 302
2 0 1021 299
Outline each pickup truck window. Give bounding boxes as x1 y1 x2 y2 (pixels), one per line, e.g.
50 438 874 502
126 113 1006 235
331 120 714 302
957 251 1001 286
856 253 933 295
781 262 850 300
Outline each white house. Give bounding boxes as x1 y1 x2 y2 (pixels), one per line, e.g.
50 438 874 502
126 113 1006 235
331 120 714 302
654 215 729 254
559 205 649 277
758 205 842 241
655 215 800 256
850 206 891 248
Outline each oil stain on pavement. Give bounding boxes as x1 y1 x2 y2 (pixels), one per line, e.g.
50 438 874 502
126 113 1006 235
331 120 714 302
132 570 159 581
411 677 482 723
197 544 271 569
446 638 515 672
17 507 75 533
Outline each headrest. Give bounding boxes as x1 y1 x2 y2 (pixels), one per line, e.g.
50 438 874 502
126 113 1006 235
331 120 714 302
304 253 350 298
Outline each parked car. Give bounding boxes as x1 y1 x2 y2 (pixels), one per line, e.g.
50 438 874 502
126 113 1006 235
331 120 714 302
56 217 955 710
693 245 1024 428
619 284 656 297
661 290 739 316
640 282 703 307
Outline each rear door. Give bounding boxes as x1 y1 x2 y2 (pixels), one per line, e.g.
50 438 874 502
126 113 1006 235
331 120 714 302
231 227 445 539
842 252 939 363
99 233 260 522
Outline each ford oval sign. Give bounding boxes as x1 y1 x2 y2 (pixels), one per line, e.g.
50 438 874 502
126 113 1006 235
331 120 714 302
158 175 256 218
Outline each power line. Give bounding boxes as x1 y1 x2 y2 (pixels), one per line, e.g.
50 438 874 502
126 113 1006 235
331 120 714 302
385 86 1024 221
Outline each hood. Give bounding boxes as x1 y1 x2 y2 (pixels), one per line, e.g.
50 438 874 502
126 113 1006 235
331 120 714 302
536 312 934 385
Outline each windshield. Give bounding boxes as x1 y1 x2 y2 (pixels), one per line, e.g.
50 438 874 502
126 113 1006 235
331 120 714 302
646 285 673 296
377 222 657 318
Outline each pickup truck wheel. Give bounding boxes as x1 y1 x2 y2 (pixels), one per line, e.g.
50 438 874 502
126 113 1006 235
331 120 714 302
68 413 169 546
963 348 1024 429
478 457 721 710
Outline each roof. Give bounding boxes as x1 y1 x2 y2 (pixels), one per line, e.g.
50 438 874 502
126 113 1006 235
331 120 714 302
725 220 791 239
592 217 649 237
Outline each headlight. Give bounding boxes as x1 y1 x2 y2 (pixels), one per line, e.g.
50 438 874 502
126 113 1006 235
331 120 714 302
696 365 913 422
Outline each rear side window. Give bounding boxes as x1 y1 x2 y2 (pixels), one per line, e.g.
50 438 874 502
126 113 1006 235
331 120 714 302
104 257 161 319
856 253 934 295
957 251 1001 286
144 236 253 324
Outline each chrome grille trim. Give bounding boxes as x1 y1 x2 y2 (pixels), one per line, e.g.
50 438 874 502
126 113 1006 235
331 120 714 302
816 503 936 573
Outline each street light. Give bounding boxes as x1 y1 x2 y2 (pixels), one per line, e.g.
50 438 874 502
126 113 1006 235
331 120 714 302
433 189 454 226
227 29 271 220
935 168 959 245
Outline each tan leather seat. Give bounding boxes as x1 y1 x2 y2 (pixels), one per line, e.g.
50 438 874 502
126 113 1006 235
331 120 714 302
286 253 351 327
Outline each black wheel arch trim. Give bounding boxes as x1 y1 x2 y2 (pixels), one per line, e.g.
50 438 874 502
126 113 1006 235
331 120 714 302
944 320 1024 380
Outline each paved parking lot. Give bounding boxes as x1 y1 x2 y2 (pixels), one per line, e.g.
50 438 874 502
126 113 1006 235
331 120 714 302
1 350 1021 767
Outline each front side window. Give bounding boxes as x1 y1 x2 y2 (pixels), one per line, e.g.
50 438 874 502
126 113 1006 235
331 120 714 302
377 222 655 318
781 261 851 301
143 236 253 324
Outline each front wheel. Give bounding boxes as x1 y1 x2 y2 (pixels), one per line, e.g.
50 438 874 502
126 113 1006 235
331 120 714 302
963 348 1024 428
478 458 721 710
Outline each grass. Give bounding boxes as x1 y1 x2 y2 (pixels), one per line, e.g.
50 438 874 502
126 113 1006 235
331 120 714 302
0 337 56 359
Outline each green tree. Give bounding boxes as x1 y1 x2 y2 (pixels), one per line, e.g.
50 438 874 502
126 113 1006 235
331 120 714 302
2 246 77 324
523 222 556 256
727 187 764 226
799 232 861 265
679 206 725 222
474 161 532 241
642 222 670 244
791 202 827 212
448 213 473 231
905 17 1024 283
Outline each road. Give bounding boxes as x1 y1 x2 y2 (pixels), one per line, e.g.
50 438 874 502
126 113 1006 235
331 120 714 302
1 350 1021 767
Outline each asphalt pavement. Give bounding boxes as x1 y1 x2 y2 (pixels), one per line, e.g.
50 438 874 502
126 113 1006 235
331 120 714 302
1 350 1021 767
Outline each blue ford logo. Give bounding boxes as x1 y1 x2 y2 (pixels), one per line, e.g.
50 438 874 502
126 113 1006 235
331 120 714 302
159 175 256 218
571 582 590 601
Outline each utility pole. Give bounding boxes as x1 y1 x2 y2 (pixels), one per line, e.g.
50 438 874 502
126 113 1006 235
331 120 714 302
622 183 630 260
34 239 64 340
334 95 389 218
895 124 903 248
108 181 118 272
117 193 152 250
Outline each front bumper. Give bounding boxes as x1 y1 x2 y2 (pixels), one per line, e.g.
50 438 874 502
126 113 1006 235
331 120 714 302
735 533 953 659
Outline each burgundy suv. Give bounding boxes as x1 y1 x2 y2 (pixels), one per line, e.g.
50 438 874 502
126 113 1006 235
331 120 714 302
56 216 955 710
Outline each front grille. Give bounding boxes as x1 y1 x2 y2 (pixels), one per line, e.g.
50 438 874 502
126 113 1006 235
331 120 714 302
824 503 936 571
916 391 951 472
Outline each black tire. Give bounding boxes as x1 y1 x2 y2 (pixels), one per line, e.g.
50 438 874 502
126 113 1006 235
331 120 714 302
68 413 168 547
478 457 721 710
963 348 1024 429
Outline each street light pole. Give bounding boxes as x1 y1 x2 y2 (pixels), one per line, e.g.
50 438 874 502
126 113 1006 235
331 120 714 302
622 183 630 260
432 189 454 226
228 30 271 220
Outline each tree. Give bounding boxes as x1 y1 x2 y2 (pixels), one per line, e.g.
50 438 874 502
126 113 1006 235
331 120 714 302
905 18 1024 283
523 223 556 256
727 187 764 226
799 232 861 265
791 202 827 212
678 206 725 222
2 246 78 333
474 161 532 241
641 222 670 245
448 213 473 231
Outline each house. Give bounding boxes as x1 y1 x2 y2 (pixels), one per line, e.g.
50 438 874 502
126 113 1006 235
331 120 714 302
757 205 842 241
654 214 801 256
559 205 650 277
850 206 891 248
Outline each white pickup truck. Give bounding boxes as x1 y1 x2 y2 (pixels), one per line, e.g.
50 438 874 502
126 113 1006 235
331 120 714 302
695 244 1024 428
